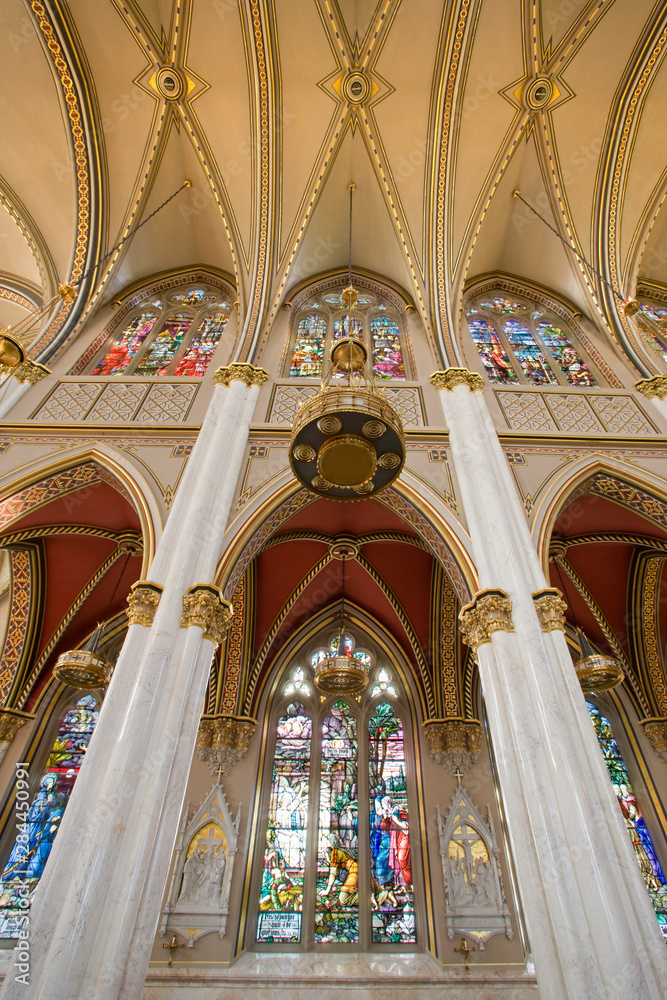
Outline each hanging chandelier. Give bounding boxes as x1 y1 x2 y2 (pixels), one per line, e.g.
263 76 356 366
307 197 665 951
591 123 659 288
314 550 369 694
289 183 405 500
552 547 624 692
53 542 138 689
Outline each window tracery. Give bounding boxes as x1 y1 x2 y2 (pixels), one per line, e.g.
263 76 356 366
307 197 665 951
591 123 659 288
0 694 100 938
89 284 232 377
465 293 599 387
287 287 409 381
587 701 667 939
256 638 417 948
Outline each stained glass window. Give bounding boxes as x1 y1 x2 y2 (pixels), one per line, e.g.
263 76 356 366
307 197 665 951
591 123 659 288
173 312 228 376
133 314 192 376
290 315 326 377
467 317 518 384
0 695 100 938
171 289 217 305
369 702 415 942
316 702 359 942
587 702 667 939
370 317 405 380
92 313 157 375
257 703 311 943
333 315 363 341
502 319 558 385
536 323 595 386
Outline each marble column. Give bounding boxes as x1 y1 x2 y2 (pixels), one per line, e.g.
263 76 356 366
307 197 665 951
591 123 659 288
0 362 50 421
0 363 267 1000
431 368 667 1000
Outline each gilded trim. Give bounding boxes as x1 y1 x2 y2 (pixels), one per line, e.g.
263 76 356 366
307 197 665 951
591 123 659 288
430 368 484 393
459 588 514 652
127 580 163 627
635 375 667 400
532 588 567 632
213 362 269 388
181 583 233 645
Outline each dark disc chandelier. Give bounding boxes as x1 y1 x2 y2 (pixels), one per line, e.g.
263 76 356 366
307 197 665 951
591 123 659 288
289 183 405 500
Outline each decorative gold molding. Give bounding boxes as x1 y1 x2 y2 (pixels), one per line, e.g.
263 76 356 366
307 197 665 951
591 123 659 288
422 718 481 776
430 368 484 393
127 581 163 627
635 376 667 400
196 713 257 774
640 717 667 763
532 588 567 632
181 584 233 645
459 589 514 651
0 708 34 744
213 362 269 388
0 359 51 385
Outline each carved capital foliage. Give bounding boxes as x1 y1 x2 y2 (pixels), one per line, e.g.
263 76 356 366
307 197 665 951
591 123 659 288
213 362 269 388
196 714 257 775
0 708 34 744
430 368 484 393
127 581 163 627
0 360 51 385
532 588 567 632
640 717 667 763
635 376 667 400
423 718 482 776
459 589 514 651
181 584 233 645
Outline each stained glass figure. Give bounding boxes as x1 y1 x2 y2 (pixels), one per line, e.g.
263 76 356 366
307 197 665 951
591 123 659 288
133 314 192 376
587 702 667 939
173 312 228 376
315 702 359 942
92 312 158 375
479 297 526 315
467 317 518 383
502 319 558 385
0 695 100 938
370 317 405 380
333 316 363 341
536 322 595 386
290 315 326 377
257 703 311 943
368 702 415 943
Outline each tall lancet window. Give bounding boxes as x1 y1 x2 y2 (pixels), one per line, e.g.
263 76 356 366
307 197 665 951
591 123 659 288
0 695 100 938
255 641 418 948
587 702 667 939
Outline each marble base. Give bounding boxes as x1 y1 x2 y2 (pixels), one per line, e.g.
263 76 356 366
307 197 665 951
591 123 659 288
142 951 539 998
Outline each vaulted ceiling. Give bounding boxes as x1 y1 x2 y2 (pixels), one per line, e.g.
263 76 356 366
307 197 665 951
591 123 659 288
1 0 667 370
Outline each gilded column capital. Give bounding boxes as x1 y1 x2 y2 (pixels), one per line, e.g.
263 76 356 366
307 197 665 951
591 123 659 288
459 588 514 651
422 718 482 776
181 583 233 645
0 359 51 385
635 376 667 400
429 368 484 393
127 581 163 627
532 588 568 632
0 708 35 744
213 362 269 388
196 713 257 774
639 717 667 763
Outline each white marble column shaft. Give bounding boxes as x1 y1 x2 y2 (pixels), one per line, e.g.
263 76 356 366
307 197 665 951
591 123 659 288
434 374 667 1000
0 369 266 1000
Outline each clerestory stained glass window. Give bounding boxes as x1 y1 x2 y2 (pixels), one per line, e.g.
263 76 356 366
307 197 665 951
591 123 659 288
85 283 232 377
0 695 100 938
465 293 599 387
256 643 418 949
290 315 326 377
587 702 667 939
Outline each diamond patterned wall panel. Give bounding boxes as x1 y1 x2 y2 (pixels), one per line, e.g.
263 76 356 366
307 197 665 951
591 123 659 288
135 383 198 423
33 382 103 422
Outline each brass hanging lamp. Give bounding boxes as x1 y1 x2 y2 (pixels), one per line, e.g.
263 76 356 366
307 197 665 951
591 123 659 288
53 542 138 689
289 183 405 500
314 555 369 694
552 548 624 692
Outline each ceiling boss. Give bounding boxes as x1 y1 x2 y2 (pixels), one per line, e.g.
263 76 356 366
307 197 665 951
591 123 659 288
288 183 406 500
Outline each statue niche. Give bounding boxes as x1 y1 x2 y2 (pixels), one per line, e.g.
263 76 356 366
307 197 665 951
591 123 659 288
438 785 512 948
160 782 241 946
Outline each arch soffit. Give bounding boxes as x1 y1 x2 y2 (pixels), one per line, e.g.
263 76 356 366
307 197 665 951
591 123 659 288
216 478 477 606
0 444 161 576
534 455 667 577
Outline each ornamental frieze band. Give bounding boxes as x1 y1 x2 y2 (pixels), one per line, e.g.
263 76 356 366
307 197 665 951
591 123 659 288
459 588 514 651
180 583 233 645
